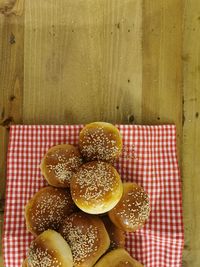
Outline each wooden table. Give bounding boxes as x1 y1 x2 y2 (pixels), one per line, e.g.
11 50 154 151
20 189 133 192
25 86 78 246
0 0 199 266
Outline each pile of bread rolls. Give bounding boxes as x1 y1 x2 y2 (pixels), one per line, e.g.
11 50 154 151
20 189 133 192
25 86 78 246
23 122 150 267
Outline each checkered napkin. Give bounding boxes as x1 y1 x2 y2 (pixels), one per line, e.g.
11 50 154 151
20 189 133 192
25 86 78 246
3 125 184 267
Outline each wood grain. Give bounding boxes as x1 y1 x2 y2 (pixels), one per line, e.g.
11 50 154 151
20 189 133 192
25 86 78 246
0 6 24 208
23 0 142 125
142 0 183 155
182 1 200 266
0 0 16 14
0 4 24 264
0 0 24 16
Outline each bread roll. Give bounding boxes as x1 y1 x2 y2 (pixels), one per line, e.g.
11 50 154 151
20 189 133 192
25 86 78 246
102 216 125 250
79 122 122 162
40 144 82 187
93 248 144 267
22 258 28 267
108 183 150 232
70 161 123 214
59 212 110 267
27 229 73 267
25 186 76 236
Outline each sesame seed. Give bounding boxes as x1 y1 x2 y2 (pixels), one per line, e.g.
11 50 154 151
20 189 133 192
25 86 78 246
29 188 74 234
116 187 150 227
28 245 61 267
47 163 73 183
72 162 118 202
61 215 99 265
45 146 82 184
80 127 121 161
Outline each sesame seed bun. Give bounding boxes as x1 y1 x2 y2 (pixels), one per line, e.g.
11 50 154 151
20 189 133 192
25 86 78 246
93 248 144 267
27 229 73 267
102 216 125 250
59 212 110 267
40 144 82 188
79 122 122 162
22 258 28 267
108 183 150 232
25 186 76 236
70 161 123 214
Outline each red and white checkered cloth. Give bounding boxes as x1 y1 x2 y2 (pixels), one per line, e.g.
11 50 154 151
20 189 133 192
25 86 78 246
3 125 184 267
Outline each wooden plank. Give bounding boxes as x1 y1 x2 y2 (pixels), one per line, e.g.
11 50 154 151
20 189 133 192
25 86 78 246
0 3 24 265
23 0 142 125
142 0 183 156
0 4 24 207
0 0 16 14
182 1 200 266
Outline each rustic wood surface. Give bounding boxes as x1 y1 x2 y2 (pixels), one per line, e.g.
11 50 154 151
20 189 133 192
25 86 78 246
0 0 199 266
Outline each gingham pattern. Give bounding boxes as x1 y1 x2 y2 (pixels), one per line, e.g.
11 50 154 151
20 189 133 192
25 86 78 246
3 125 184 267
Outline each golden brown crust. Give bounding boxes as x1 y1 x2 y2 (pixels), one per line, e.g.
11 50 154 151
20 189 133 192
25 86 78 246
93 248 144 267
59 212 110 267
40 144 82 188
70 161 123 214
108 183 150 232
22 258 28 267
25 186 76 236
79 122 122 162
28 229 73 267
102 216 125 250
